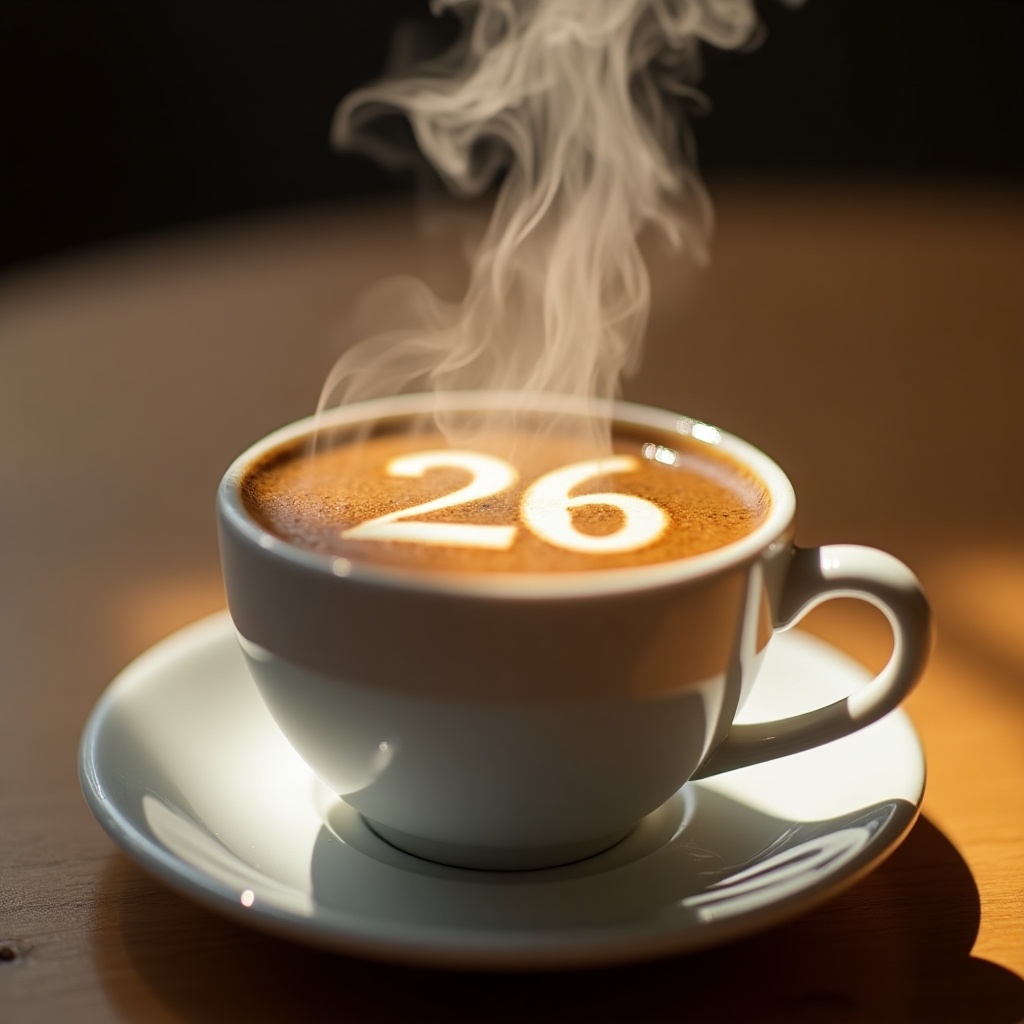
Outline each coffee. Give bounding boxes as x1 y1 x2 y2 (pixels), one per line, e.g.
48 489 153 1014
220 397 930 871
241 418 769 574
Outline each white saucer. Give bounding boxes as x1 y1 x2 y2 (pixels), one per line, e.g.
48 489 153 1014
79 612 925 971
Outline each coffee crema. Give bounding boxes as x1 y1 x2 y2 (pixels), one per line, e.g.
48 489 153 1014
241 422 770 574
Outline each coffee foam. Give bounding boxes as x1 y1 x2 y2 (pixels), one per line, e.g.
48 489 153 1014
242 420 769 575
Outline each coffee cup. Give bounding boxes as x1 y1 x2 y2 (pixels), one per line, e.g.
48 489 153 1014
217 391 931 870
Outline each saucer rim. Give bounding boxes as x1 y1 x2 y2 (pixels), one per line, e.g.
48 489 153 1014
79 611 925 971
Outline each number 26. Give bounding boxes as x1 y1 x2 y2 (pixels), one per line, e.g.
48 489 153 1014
341 451 668 555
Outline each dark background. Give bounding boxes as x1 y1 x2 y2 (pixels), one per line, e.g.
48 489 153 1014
1 0 1021 271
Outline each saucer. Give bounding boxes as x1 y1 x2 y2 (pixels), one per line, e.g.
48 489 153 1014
79 612 925 970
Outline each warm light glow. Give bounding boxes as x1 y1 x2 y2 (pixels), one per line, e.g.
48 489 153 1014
240 889 255 908
675 418 722 445
691 423 722 445
640 443 679 467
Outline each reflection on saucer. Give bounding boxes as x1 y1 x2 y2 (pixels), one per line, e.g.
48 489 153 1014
680 803 897 921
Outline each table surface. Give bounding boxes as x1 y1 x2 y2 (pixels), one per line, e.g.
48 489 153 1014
2 183 1022 1023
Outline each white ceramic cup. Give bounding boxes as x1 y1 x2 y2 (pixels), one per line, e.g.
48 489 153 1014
218 392 931 870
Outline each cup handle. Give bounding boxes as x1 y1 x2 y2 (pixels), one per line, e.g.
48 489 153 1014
692 544 932 778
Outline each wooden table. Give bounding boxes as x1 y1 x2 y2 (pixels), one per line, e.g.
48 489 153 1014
2 183 1022 1022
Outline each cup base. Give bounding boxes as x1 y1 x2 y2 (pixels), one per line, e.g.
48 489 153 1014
363 818 635 871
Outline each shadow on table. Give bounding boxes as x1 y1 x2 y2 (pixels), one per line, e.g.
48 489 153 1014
93 814 1024 1024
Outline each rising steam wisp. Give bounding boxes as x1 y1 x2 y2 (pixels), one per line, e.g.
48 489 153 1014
322 0 768 445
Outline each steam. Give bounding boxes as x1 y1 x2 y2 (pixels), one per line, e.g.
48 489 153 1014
322 0 769 444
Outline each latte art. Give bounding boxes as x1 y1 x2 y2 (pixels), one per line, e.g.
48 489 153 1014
343 451 669 555
341 450 521 550
242 423 769 574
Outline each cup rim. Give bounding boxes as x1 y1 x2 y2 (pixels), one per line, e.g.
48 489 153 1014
218 391 796 598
